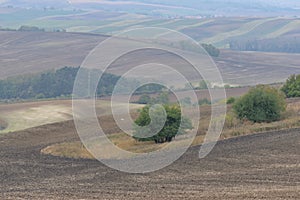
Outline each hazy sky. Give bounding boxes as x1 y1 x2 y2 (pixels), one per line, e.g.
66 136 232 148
2 0 300 12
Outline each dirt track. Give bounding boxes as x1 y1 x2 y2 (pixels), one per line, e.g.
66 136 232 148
0 120 299 199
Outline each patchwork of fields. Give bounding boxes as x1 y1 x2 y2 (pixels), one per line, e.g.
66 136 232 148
1 31 300 86
1 7 300 48
1 4 300 200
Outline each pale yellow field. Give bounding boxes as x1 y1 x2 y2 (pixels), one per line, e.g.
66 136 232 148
0 99 142 134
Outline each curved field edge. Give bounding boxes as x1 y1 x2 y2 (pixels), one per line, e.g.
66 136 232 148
1 120 299 199
3 9 300 48
41 99 300 160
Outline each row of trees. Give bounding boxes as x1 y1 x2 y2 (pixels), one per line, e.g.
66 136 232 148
0 67 164 100
201 43 220 57
135 92 170 105
18 25 45 32
136 92 211 107
230 37 300 53
0 67 115 99
0 26 66 33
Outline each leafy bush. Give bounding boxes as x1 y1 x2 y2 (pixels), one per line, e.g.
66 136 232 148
226 97 236 104
281 74 300 98
133 105 193 143
233 85 286 123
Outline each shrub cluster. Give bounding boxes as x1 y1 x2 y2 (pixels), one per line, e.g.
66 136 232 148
233 85 286 123
281 74 300 98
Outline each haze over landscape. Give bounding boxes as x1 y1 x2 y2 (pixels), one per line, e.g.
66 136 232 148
0 0 299 199
1 0 300 16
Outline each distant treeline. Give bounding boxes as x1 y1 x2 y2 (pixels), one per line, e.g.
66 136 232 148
0 67 164 100
0 25 66 33
229 37 300 53
201 43 220 57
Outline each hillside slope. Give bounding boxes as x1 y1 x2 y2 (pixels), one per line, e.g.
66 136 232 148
1 31 300 85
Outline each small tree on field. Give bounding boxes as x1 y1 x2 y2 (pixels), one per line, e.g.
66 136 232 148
281 74 300 98
233 85 286 123
133 105 193 143
201 44 220 57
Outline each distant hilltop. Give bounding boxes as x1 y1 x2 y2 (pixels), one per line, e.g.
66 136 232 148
0 0 70 8
1 0 300 17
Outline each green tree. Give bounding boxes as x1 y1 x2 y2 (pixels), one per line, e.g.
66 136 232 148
133 105 193 143
226 97 236 104
201 43 220 57
233 85 286 123
281 74 300 98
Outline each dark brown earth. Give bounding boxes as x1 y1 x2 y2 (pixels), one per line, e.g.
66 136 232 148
0 119 299 199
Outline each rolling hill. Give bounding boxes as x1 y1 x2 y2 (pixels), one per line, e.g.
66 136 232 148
2 0 300 17
1 7 300 48
1 30 300 86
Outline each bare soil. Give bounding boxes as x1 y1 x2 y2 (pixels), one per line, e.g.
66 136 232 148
0 118 299 199
1 31 300 86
